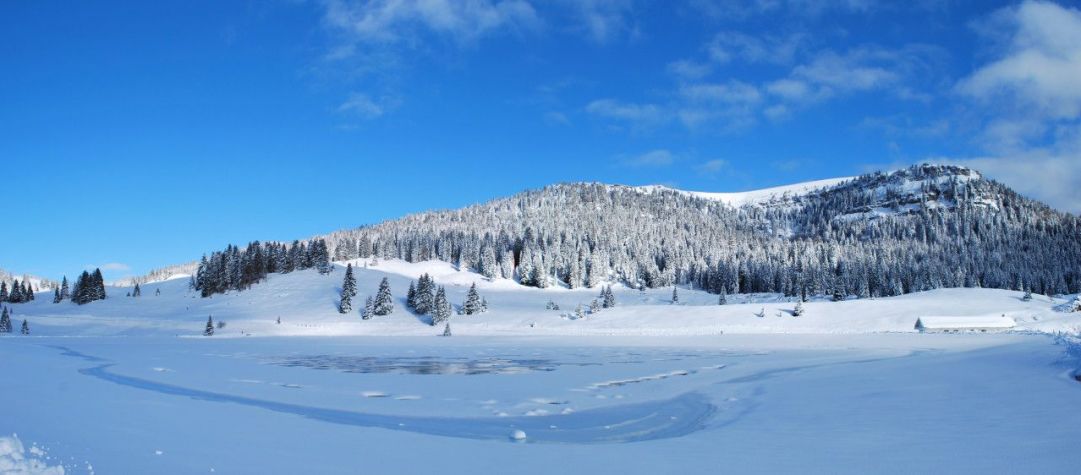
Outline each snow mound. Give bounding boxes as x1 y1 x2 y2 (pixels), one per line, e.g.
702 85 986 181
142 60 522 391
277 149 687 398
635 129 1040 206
0 434 66 475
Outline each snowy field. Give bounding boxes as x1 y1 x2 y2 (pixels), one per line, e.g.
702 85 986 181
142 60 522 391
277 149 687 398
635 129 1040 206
3 334 1080 474
2 260 1081 473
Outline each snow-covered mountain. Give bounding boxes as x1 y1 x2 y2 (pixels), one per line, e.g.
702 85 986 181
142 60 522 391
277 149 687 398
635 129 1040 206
120 164 1080 303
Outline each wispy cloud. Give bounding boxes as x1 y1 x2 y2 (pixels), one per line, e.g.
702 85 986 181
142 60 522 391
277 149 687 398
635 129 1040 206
696 159 728 176
624 149 675 167
89 263 131 272
337 92 391 119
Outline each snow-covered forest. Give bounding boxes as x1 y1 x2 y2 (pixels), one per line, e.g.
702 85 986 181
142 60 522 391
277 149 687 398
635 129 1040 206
188 164 1081 300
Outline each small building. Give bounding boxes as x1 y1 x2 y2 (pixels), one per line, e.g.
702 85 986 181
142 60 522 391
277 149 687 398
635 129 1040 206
915 315 1016 333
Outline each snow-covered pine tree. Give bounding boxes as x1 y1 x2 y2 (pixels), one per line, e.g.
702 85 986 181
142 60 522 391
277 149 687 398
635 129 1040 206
442 322 452 337
343 264 357 297
602 286 616 308
1022 290 1033 301
462 283 483 315
92 269 106 301
589 299 600 314
574 304 585 320
0 282 7 302
52 288 61 304
25 281 34 301
373 278 394 316
339 289 352 314
718 289 727 305
9 280 23 303
406 281 417 310
414 274 434 314
793 301 804 316
671 287 679 304
20 319 29 335
362 296 374 319
0 307 10 333
133 283 141 297
204 316 214 336
481 297 488 313
432 286 451 326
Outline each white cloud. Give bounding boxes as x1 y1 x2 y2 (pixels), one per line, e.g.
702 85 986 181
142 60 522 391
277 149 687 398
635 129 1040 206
586 99 665 125
679 81 761 105
559 0 637 43
666 59 712 80
322 0 541 47
625 149 675 167
89 263 131 272
706 31 802 65
696 159 728 175
337 92 388 119
945 0 1081 212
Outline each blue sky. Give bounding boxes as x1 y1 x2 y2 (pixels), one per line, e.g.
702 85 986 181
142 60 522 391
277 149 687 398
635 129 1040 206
2 0 1080 281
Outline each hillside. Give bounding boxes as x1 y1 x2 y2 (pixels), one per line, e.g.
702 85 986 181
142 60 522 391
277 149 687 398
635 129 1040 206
10 259 1080 337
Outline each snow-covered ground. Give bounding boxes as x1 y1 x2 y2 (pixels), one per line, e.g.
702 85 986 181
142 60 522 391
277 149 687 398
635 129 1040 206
6 259 1080 338
2 260 1080 473
2 334 1080 473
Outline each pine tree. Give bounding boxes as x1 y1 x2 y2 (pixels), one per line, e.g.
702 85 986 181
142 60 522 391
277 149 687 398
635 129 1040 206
339 290 352 314
133 283 141 297
602 286 616 308
481 297 488 313
463 283 483 315
414 274 434 314
442 322 452 337
793 301 805 317
432 286 451 326
0 307 10 333
574 303 585 320
9 280 23 303
339 264 357 314
832 286 845 302
373 278 394 316
24 281 34 301
92 269 106 301
718 289 727 305
406 281 417 310
52 288 61 304
0 281 7 302
204 316 214 336
589 299 601 314
20 319 29 335
362 296 374 320
671 287 679 304
1022 290 1033 301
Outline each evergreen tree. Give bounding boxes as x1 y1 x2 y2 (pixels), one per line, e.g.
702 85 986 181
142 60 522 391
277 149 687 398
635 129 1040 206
589 299 601 314
414 274 434 314
432 286 451 326
602 286 616 308
20 319 29 335
52 287 61 304
832 286 845 302
1022 290 1033 301
373 277 394 316
92 269 106 301
671 287 679 304
442 322 452 337
718 289 727 305
406 281 417 310
24 281 33 301
9 280 23 303
0 307 10 333
463 283 483 315
481 297 488 313
362 296 374 320
204 316 214 336
574 303 585 319
793 301 805 317
0 282 7 302
339 290 352 314
133 283 141 297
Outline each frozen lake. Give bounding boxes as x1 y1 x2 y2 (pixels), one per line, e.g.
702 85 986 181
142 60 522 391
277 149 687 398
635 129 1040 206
2 333 1080 473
